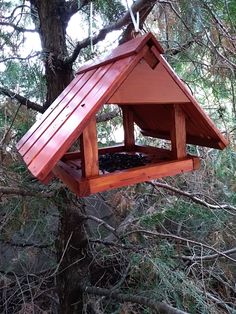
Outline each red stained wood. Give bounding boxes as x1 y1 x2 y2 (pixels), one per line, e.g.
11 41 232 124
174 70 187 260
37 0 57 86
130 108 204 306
21 67 100 161
122 106 135 149
134 145 172 159
141 129 224 149
27 48 149 181
63 157 197 197
77 33 164 74
151 46 228 149
171 105 186 159
17 73 85 151
108 61 189 104
80 116 99 177
62 145 126 161
16 32 228 192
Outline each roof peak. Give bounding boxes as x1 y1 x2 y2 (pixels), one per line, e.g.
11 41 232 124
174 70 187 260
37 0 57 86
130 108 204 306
77 32 164 74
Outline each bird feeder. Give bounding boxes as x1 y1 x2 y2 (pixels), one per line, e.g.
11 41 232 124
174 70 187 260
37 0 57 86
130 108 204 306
16 33 228 197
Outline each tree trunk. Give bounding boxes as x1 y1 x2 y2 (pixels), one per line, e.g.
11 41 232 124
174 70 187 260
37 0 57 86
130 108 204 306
30 0 73 109
29 2 89 312
55 191 91 314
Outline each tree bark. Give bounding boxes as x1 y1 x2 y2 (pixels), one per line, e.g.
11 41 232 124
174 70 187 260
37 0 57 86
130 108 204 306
55 191 91 314
30 0 73 109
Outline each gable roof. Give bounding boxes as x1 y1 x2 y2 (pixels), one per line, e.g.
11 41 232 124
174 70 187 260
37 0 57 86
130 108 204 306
16 33 228 182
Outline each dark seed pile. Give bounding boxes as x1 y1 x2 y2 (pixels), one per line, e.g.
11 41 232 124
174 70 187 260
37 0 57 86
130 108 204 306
99 153 149 172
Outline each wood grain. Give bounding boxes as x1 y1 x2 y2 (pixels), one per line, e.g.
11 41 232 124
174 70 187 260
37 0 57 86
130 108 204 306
28 47 149 181
78 157 197 196
17 73 85 151
170 105 186 159
80 116 99 177
122 106 135 149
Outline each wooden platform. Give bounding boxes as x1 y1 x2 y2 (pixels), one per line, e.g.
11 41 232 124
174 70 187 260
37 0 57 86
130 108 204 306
52 145 200 197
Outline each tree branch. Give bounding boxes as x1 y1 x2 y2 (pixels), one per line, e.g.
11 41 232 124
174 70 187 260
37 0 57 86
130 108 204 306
0 186 53 197
0 87 44 113
124 229 236 263
149 181 236 213
178 247 236 262
0 239 52 249
80 285 188 314
65 0 90 20
65 0 157 64
96 108 120 123
119 1 156 44
0 21 36 33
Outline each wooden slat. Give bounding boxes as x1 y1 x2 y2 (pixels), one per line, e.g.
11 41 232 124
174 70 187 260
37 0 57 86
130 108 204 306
77 33 164 74
62 145 126 161
170 105 186 159
53 163 81 195
23 64 111 165
16 73 85 151
141 129 225 149
122 106 135 150
77 157 198 197
28 50 147 181
80 116 99 177
134 145 172 159
19 69 97 158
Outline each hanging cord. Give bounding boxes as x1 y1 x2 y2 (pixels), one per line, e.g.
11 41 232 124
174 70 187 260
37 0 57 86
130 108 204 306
126 0 140 34
89 1 94 53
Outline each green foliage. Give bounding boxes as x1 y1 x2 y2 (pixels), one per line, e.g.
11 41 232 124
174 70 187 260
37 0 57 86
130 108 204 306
0 60 46 104
93 0 126 24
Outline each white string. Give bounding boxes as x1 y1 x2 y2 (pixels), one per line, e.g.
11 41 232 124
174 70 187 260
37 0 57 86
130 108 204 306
126 0 140 33
90 1 94 52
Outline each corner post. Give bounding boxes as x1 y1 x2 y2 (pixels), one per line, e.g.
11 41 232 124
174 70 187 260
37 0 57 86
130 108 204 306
122 105 135 151
171 104 186 159
80 116 99 177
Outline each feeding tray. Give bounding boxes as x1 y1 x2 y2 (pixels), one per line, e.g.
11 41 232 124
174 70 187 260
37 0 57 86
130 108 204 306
16 33 228 197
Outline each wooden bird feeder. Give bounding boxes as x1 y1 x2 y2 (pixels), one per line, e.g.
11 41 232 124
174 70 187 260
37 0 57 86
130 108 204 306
16 33 228 197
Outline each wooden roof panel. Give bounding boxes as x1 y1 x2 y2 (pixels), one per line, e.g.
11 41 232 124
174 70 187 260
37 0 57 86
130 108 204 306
16 73 85 151
27 54 140 180
18 70 96 158
23 65 110 166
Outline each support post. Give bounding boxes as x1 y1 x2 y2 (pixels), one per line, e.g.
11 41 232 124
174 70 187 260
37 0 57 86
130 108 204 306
122 106 135 150
80 117 99 177
171 104 186 159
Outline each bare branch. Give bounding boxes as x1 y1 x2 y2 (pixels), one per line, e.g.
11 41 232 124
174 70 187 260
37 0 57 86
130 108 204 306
96 108 120 123
149 181 236 213
65 0 157 64
80 285 189 314
0 87 44 113
0 51 41 63
165 34 202 56
0 239 52 249
0 21 36 33
124 229 236 263
178 247 236 262
88 238 137 251
65 0 90 19
80 214 116 234
0 186 53 197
